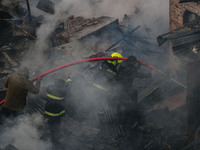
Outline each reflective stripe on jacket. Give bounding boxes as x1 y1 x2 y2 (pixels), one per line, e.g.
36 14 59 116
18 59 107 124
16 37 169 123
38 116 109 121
100 67 116 76
93 83 108 91
47 93 64 100
45 110 65 117
65 78 72 82
44 102 65 118
46 84 66 102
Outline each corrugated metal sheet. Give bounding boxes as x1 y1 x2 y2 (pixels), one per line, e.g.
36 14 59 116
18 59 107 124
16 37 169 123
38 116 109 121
157 15 200 47
157 28 200 47
36 0 55 14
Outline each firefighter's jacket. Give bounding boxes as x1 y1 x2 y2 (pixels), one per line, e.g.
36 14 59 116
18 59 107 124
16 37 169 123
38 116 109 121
117 61 151 88
44 85 66 118
4 73 41 111
100 61 118 81
93 61 119 92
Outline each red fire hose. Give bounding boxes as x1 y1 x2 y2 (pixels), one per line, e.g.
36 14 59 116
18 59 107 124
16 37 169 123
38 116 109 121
0 57 155 106
31 57 128 81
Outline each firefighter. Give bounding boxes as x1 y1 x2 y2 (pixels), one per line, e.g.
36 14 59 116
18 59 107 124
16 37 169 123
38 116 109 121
117 55 152 88
92 52 123 105
100 52 123 82
91 52 123 129
63 74 76 118
92 52 123 92
116 55 152 129
43 78 66 149
0 67 42 123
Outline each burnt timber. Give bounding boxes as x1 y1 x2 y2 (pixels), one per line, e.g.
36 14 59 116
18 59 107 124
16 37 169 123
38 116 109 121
0 2 195 150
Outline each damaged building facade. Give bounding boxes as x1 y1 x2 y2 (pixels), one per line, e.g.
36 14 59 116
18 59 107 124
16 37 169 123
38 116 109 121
170 0 200 140
157 0 200 142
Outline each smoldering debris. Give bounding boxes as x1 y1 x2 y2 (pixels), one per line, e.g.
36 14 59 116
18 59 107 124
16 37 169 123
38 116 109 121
0 0 197 150
0 113 52 150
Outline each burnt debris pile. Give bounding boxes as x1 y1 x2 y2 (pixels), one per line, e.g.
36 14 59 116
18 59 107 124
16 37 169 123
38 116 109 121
0 0 197 150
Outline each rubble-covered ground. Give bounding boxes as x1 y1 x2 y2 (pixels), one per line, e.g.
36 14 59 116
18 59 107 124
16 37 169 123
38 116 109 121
0 0 195 150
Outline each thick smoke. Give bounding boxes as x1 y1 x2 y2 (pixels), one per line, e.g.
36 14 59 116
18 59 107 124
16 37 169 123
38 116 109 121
57 0 169 34
3 0 170 149
20 0 169 72
57 0 141 19
0 113 52 150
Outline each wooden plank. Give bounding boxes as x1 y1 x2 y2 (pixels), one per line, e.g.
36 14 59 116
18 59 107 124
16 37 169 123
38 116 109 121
2 52 17 67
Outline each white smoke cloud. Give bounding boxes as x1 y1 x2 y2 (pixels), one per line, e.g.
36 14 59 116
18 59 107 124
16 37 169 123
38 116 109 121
10 1 170 149
56 0 169 32
21 0 168 72
0 113 52 150
57 0 140 19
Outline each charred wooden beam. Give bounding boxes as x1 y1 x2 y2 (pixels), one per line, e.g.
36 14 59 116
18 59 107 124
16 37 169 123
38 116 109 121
105 25 140 52
25 0 32 22
2 52 17 67
7 20 36 40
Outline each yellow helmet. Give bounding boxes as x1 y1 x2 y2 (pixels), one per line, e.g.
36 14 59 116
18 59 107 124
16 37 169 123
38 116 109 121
107 52 123 65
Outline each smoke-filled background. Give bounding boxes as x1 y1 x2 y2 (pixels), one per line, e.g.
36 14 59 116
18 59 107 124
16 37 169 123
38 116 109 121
21 0 169 71
0 0 170 149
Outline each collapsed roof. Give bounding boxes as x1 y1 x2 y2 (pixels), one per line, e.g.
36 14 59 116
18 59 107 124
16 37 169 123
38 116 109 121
157 16 200 63
0 2 191 150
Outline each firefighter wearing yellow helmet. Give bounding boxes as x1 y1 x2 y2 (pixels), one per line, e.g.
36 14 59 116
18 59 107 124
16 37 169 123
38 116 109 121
92 52 123 93
107 52 123 66
91 52 124 115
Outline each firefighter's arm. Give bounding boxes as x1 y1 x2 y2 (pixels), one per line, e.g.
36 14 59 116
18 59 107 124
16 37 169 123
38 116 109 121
27 77 42 94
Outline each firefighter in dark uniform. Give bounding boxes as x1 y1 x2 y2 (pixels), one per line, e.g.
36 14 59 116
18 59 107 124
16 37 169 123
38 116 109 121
92 52 123 108
44 78 66 150
92 52 123 129
98 52 123 84
116 55 152 133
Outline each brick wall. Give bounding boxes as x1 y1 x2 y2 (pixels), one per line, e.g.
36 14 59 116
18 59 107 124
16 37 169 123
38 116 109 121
170 0 200 30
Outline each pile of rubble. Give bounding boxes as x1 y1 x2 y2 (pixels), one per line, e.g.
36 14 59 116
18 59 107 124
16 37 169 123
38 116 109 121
0 0 197 150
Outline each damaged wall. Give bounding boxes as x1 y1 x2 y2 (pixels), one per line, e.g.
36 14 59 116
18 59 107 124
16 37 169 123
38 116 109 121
170 0 200 140
168 0 200 77
170 0 200 30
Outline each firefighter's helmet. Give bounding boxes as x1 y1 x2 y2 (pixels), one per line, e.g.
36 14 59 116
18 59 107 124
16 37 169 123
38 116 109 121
107 52 123 65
